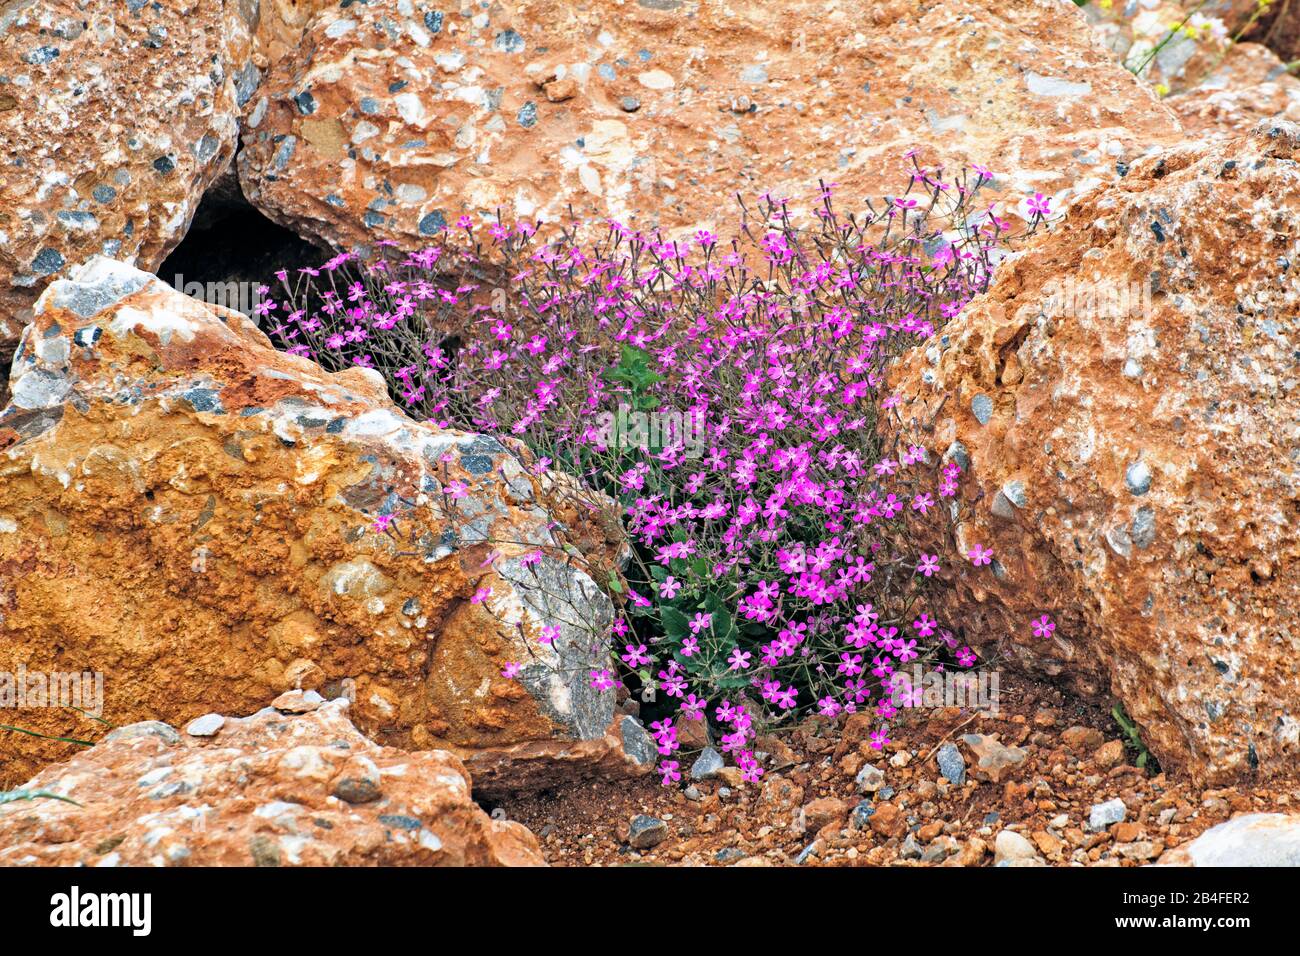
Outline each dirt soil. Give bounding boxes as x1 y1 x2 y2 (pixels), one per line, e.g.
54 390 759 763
504 674 1300 866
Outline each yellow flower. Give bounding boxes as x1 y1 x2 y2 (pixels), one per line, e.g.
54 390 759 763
1100 0 1113 8
1154 82 1170 96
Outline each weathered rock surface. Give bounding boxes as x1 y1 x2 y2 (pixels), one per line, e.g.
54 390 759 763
890 121 1300 784
0 257 648 794
0 701 544 866
1158 813 1300 866
0 0 257 400
239 0 1178 253
1169 42 1300 137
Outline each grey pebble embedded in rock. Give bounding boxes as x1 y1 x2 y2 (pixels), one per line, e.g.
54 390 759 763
1089 798 1127 830
1125 460 1152 496
184 713 225 737
620 96 641 112
936 742 966 785
971 394 994 425
628 814 668 849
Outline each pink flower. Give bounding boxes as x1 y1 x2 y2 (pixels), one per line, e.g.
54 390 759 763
1032 614 1056 639
501 662 521 679
727 648 752 671
917 554 940 577
968 543 994 566
589 668 616 691
659 760 681 786
621 643 651 668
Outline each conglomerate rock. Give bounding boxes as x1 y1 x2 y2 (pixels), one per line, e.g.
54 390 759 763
0 0 258 402
889 120 1300 784
1157 812 1300 866
0 701 545 866
238 0 1180 254
0 257 649 795
1168 42 1300 137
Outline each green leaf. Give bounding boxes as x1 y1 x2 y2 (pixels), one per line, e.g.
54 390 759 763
0 789 81 808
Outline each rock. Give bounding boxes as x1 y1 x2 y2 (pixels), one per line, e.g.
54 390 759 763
690 747 725 781
754 734 799 771
890 121 1300 784
1093 739 1127 770
627 815 668 850
1061 726 1106 753
935 742 967 786
0 0 257 402
184 714 226 738
943 836 989 867
1089 798 1128 831
868 802 905 839
759 774 804 813
851 800 875 830
271 689 325 713
239 0 1177 257
961 734 1028 783
994 829 1043 866
799 797 848 833
790 840 817 865
0 259 638 796
899 833 923 860
1170 43 1300 139
0 703 543 866
855 762 886 794
1032 830 1064 859
330 756 384 805
1159 814 1300 866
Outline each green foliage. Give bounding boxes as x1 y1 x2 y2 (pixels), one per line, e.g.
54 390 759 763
1112 704 1158 773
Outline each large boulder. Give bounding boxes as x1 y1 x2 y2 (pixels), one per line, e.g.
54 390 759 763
1158 813 1300 866
0 700 544 866
889 121 1300 784
238 0 1178 252
0 0 258 401
0 258 648 795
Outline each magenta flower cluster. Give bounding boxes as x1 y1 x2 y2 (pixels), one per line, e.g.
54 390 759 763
261 163 1057 784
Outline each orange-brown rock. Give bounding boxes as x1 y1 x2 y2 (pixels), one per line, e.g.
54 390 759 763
0 701 544 866
238 0 1178 254
1169 42 1300 137
890 120 1300 784
0 258 652 794
0 0 258 402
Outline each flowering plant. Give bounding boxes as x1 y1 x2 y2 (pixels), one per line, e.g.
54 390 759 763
262 161 1054 783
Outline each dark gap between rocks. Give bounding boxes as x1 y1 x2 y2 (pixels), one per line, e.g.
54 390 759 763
157 170 323 321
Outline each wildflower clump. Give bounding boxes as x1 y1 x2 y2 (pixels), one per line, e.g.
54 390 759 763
261 161 1055 783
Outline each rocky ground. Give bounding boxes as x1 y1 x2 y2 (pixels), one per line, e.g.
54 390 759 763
507 674 1300 866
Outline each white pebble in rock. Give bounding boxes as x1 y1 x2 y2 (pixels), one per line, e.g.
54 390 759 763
185 713 225 737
